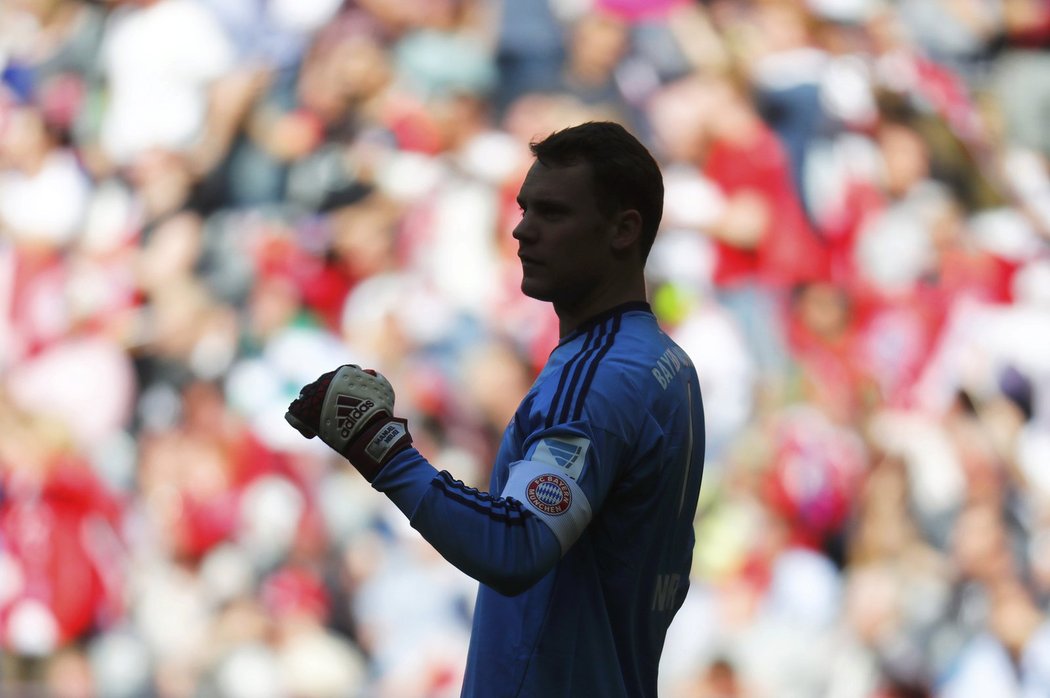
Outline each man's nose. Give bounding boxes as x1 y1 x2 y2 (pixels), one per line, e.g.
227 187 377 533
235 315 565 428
512 214 532 242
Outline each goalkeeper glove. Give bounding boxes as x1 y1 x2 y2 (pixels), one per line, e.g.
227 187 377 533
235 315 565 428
285 365 413 481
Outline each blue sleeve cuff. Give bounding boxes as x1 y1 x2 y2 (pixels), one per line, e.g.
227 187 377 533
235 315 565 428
370 447 440 519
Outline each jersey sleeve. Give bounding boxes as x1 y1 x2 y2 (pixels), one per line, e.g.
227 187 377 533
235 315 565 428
369 356 638 595
371 447 563 597
370 414 631 596
498 420 628 554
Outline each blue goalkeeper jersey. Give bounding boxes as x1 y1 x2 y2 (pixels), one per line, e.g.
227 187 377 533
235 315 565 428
373 301 705 697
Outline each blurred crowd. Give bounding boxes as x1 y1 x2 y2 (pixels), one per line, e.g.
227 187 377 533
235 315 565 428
0 0 1048 695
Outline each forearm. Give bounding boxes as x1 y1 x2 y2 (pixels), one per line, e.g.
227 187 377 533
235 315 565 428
284 364 561 593
372 448 561 595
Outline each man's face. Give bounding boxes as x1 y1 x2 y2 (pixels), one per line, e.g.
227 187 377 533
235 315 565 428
513 160 616 307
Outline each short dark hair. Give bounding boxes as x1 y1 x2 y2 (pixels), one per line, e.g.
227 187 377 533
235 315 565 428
530 121 664 261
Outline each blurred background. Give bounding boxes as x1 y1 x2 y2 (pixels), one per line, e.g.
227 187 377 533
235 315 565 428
0 0 1049 695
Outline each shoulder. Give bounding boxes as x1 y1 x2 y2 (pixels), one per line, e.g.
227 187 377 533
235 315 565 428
591 324 694 413
537 308 694 429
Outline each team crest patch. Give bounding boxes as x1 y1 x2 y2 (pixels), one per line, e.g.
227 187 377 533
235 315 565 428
526 474 572 516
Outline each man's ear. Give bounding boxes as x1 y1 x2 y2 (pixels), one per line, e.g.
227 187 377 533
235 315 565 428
610 209 643 255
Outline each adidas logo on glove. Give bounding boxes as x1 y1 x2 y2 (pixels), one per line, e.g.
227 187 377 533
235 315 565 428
337 395 376 438
286 364 413 482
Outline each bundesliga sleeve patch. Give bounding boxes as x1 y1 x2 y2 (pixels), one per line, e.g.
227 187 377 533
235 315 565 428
502 461 592 554
530 436 590 480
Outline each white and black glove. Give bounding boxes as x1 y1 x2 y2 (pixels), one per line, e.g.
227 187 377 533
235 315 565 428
286 365 413 481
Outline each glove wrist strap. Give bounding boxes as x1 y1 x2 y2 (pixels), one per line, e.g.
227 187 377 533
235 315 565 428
342 415 413 482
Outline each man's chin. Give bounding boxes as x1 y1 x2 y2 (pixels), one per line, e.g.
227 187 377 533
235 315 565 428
520 281 552 302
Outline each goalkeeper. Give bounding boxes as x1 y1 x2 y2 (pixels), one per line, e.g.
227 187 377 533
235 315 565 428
287 121 705 697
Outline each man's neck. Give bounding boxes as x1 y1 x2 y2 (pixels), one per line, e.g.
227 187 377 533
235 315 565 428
555 276 647 338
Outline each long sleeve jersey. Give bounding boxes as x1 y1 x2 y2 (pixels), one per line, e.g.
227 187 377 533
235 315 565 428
372 301 706 697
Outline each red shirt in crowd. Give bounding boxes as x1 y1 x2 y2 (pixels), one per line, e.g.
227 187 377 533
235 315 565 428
703 124 828 289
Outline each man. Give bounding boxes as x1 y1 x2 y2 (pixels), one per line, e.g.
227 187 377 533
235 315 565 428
286 121 705 697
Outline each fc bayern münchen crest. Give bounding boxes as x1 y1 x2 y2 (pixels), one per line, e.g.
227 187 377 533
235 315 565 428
526 474 572 515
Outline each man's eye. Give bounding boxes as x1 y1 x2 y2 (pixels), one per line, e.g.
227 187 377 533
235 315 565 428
518 202 567 219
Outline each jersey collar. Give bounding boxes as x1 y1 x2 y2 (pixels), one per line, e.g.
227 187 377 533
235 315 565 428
561 301 653 344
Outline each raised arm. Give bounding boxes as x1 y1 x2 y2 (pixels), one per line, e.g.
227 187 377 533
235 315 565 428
285 364 564 595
